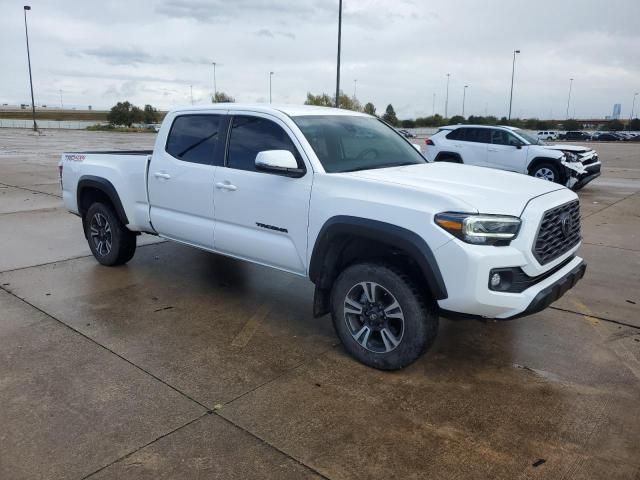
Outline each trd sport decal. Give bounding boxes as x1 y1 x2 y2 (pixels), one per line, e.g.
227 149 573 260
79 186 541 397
256 222 288 233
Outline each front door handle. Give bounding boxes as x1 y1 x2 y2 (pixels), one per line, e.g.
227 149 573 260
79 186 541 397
154 172 171 180
488 148 499 152
215 181 237 191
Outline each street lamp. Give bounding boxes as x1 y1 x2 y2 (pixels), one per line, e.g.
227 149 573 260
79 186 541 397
630 92 638 125
335 0 343 108
353 79 357 99
211 62 217 101
23 5 37 131
508 49 520 121
566 78 574 120
269 71 274 104
462 85 469 117
445 73 450 119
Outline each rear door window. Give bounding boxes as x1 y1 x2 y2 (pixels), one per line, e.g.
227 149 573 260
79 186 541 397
464 128 491 144
165 115 223 165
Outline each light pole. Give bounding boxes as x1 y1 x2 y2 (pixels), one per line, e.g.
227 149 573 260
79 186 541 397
630 93 638 127
59 89 63 109
269 71 274 104
508 49 520 121
432 93 436 116
462 85 469 117
211 62 217 101
353 79 357 99
23 5 37 131
444 73 450 119
565 78 574 120
190 85 193 105
335 0 342 108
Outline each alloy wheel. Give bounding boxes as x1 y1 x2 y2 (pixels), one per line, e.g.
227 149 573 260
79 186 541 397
535 167 555 182
90 212 112 256
343 281 405 353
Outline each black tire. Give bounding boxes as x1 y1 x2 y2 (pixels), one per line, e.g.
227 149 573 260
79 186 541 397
85 202 136 266
435 153 463 163
530 162 561 184
330 262 438 370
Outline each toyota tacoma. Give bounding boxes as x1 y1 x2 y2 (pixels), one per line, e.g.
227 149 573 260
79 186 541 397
60 105 586 370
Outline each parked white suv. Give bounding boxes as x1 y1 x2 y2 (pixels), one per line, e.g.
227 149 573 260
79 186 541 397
537 131 558 140
424 125 601 190
60 106 586 370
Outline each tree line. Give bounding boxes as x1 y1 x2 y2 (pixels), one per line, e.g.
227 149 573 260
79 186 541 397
107 94 640 132
107 102 159 127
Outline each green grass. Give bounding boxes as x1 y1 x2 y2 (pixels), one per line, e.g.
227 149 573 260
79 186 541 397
0 109 167 122
86 124 156 133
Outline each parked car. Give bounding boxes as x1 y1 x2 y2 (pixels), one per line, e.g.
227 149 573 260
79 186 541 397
537 131 558 140
60 105 586 370
424 125 600 190
560 131 591 141
398 129 416 138
592 132 622 141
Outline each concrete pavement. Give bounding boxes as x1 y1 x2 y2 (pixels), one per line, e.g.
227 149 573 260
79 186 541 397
1 128 639 479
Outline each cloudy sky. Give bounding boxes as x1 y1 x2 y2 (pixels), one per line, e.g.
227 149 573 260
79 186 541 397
1 0 639 119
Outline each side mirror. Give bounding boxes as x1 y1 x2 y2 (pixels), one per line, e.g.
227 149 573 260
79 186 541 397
255 150 304 177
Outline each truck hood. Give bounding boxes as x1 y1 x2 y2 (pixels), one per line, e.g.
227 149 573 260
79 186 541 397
344 163 565 217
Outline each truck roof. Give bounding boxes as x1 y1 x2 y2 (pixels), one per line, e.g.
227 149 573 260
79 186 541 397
170 103 369 118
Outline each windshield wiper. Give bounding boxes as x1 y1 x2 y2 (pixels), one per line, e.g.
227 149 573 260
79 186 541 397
338 161 419 173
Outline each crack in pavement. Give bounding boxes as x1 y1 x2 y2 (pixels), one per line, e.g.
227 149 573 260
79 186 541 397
0 181 62 198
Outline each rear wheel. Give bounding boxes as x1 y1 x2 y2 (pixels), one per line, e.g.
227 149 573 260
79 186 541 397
85 202 136 266
330 262 438 370
531 162 560 183
435 153 462 163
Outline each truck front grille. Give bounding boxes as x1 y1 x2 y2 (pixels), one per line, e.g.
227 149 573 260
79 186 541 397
533 200 581 265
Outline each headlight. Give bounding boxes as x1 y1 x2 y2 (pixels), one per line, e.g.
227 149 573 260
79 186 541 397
564 151 579 162
434 213 521 245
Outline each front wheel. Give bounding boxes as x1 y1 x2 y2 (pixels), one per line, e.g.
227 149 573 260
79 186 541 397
531 162 561 184
330 263 438 370
85 202 136 266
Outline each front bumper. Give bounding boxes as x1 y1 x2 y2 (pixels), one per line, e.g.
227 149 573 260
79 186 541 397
515 260 586 318
435 188 584 319
564 160 601 190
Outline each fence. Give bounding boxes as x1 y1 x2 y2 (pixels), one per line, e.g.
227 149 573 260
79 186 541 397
0 119 107 129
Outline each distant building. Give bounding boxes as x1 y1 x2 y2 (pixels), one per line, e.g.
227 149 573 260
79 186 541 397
612 104 621 119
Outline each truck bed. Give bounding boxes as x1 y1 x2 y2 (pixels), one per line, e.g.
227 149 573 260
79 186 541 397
60 150 154 233
65 150 154 155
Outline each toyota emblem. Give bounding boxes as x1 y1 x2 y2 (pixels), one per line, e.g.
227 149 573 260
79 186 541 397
560 213 572 238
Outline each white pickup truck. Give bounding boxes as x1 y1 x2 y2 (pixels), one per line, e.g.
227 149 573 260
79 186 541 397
60 104 586 370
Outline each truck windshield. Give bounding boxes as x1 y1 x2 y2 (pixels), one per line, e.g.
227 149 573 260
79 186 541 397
293 115 426 173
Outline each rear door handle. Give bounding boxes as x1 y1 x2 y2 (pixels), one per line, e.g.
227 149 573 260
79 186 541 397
488 148 499 152
154 172 171 180
215 181 237 191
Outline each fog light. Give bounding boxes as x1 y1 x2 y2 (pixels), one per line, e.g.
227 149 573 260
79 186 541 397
490 273 502 288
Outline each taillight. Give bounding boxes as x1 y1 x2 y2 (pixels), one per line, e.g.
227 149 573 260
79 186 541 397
425 138 434 146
